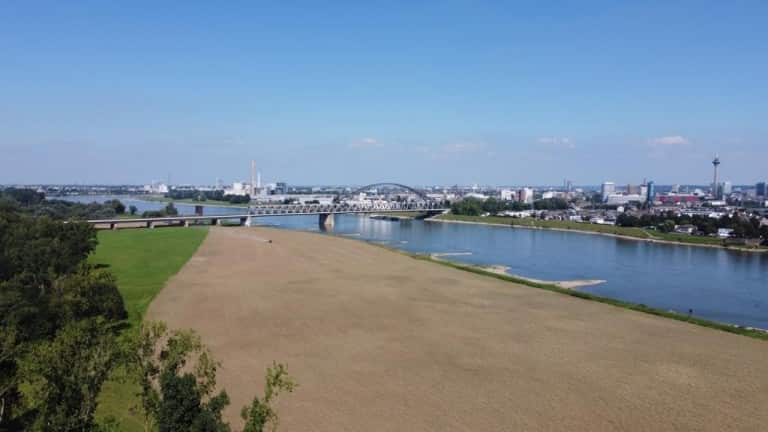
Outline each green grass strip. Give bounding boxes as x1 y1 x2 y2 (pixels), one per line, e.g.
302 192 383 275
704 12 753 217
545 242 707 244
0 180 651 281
90 227 209 431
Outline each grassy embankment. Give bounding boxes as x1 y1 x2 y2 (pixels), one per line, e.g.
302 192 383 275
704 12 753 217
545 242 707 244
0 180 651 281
436 214 766 248
90 227 209 431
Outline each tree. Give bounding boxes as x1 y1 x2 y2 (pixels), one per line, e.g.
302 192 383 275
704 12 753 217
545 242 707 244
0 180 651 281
241 363 297 432
658 220 675 233
450 198 484 216
165 203 179 216
129 205 138 216
0 208 126 429
131 322 229 432
106 200 126 215
25 318 124 432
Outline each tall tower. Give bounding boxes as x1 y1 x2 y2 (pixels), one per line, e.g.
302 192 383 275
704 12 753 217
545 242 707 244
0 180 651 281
712 154 721 198
250 160 256 197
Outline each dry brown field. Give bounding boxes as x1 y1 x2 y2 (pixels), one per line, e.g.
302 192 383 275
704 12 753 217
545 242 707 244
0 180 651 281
147 227 768 431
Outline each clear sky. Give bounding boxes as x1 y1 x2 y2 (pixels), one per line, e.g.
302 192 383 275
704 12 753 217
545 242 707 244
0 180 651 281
1 1 766 186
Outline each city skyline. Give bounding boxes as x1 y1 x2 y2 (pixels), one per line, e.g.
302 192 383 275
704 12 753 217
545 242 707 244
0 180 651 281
1 2 766 185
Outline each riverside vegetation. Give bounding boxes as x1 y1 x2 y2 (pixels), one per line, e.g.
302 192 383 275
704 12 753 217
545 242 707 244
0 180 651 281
0 189 296 431
446 197 768 249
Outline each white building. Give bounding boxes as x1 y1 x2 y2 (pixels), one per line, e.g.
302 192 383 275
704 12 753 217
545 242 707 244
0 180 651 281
605 193 646 205
722 181 733 195
500 189 515 201
143 182 169 194
519 188 534 204
223 182 250 196
601 182 615 202
717 228 734 238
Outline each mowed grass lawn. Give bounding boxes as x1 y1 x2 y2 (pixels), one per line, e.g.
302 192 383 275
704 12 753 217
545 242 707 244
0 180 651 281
90 227 209 431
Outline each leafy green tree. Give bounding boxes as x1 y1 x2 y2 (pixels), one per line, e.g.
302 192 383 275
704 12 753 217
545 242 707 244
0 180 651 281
25 318 124 432
129 205 138 215
131 322 229 432
0 208 126 429
106 200 126 214
450 198 484 216
241 363 297 432
165 202 179 216
658 220 676 233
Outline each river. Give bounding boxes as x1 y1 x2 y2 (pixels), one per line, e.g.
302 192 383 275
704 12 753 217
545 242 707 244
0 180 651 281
63 196 768 329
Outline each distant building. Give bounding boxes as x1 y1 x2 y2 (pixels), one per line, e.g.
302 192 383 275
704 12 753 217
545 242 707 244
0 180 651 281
224 182 250 196
756 182 767 197
601 182 615 202
627 184 640 195
274 182 288 195
143 182 169 194
674 224 696 234
658 194 698 205
722 181 732 196
646 181 656 205
519 188 534 204
500 189 515 201
605 194 645 205
718 228 734 238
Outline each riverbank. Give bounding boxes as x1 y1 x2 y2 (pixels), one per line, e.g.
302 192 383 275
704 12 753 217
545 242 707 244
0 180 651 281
147 226 768 431
431 214 768 252
370 211 426 221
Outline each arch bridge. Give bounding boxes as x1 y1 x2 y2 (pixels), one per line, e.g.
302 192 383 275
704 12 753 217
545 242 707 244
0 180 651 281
347 182 430 200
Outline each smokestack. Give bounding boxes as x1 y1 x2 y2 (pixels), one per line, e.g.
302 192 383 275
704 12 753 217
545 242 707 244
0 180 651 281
250 160 256 197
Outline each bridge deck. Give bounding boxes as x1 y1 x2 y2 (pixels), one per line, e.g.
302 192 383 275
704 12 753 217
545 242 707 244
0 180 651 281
87 208 448 225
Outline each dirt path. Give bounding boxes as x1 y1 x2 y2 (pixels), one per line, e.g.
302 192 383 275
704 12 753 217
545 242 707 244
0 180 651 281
147 227 768 431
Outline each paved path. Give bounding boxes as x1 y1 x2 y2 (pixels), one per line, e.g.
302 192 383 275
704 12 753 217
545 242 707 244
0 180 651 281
148 227 768 431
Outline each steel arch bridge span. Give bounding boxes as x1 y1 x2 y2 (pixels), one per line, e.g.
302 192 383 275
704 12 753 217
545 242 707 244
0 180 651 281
349 182 428 199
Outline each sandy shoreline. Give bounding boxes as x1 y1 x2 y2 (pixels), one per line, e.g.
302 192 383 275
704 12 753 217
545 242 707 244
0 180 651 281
429 254 606 289
427 217 767 253
484 264 606 289
147 227 768 431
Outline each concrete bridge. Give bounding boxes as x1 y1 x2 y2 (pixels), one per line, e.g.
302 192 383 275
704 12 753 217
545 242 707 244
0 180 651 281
88 201 448 230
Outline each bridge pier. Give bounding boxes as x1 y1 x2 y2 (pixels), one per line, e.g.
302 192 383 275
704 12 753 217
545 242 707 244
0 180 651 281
110 222 117 230
148 221 156 229
318 213 335 231
239 217 248 226
184 220 191 228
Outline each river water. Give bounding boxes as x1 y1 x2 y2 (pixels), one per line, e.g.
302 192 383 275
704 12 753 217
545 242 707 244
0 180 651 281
64 196 768 329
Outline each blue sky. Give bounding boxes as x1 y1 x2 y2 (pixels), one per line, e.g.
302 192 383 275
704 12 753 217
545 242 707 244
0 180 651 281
1 1 766 186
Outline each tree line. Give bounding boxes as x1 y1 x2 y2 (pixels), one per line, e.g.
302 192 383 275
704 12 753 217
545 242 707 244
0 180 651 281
0 188 135 220
450 197 568 216
0 193 295 431
616 212 768 238
166 190 251 204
